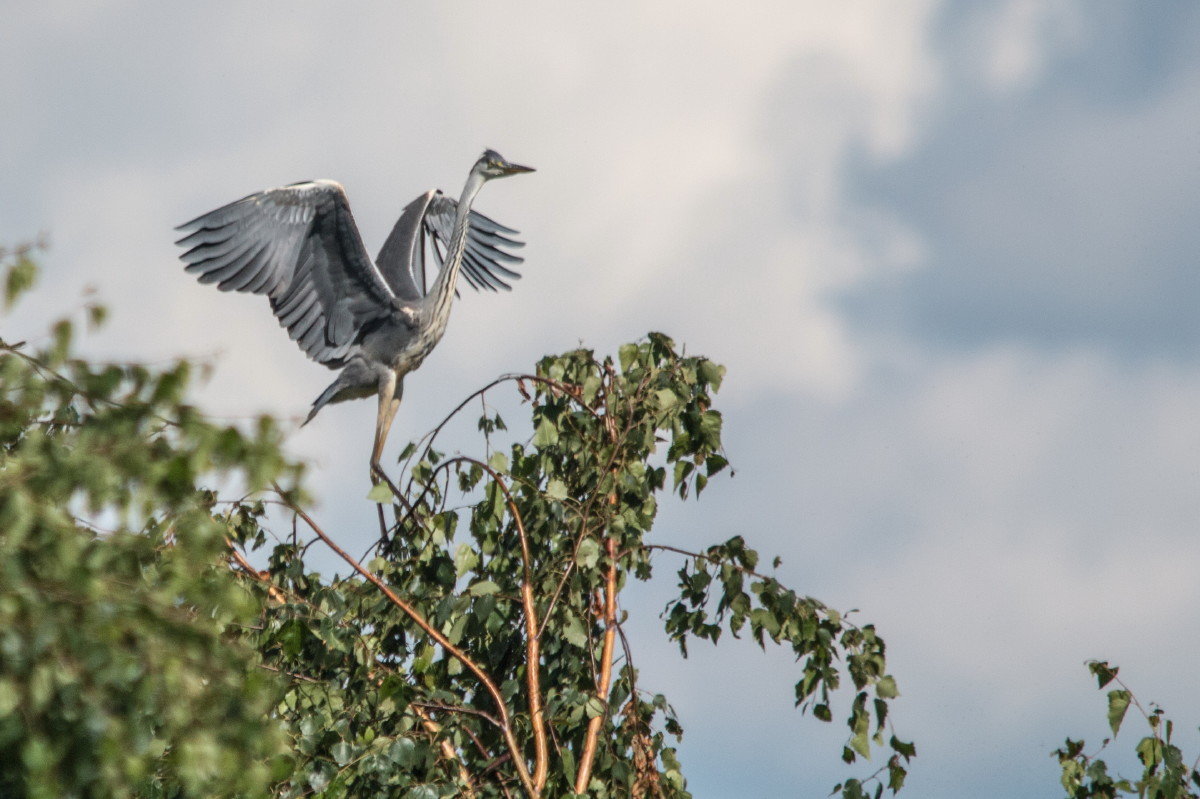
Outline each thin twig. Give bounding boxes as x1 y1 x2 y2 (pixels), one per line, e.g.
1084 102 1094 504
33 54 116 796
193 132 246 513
372 463 420 524
225 538 286 603
410 700 503 730
642 543 780 584
0 342 182 427
395 372 607 510
258 663 321 683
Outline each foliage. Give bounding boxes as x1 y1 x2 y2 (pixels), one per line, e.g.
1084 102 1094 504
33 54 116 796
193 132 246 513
0 244 300 799
242 334 913 799
1 246 912 798
1055 662 1200 799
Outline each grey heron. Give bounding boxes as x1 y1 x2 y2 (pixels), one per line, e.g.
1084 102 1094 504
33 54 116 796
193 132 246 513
175 149 534 473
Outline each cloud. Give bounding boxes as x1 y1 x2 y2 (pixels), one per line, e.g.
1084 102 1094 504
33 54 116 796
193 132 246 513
843 3 1200 359
639 340 1200 795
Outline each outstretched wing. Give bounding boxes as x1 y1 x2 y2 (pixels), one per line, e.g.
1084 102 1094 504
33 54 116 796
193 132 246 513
375 190 525 298
374 190 436 301
175 180 397 366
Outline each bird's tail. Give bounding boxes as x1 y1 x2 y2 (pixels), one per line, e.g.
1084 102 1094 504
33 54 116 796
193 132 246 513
302 381 343 427
303 364 377 427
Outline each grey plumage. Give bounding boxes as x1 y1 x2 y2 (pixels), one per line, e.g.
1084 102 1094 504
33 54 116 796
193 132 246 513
175 150 534 471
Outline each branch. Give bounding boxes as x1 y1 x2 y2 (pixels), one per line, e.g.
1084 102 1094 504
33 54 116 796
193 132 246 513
421 374 607 453
456 457 550 794
224 538 286 603
412 704 479 799
397 372 609 500
535 389 635 641
371 463 421 541
272 485 538 799
258 663 320 683
410 700 503 730
0 341 181 427
575 536 619 794
643 542 778 584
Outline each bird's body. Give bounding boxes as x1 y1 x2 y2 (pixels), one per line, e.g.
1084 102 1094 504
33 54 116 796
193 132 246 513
175 150 534 470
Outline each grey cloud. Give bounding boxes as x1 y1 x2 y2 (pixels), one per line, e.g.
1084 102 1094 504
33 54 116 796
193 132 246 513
839 5 1200 359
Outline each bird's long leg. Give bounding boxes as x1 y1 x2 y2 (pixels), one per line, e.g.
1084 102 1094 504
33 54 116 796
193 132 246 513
370 370 403 480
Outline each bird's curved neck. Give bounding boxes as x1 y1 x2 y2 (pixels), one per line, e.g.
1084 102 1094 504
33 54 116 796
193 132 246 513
429 171 486 309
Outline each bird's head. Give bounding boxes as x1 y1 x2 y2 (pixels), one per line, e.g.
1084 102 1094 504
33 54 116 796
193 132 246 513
476 149 535 179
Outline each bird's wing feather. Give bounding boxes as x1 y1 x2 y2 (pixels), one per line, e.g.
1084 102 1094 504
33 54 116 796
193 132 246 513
422 193 525 294
375 191 526 299
175 180 396 366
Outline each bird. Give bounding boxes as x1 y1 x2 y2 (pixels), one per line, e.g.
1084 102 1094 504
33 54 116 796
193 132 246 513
174 149 534 474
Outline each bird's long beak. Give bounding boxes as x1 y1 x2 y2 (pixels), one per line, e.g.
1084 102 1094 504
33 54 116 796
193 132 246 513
500 161 535 175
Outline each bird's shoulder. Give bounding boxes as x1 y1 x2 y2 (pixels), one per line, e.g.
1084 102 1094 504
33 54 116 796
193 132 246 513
396 302 421 329
283 178 345 192
267 179 349 205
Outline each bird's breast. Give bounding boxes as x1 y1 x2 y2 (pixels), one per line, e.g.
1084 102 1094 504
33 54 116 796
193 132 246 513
361 306 450 377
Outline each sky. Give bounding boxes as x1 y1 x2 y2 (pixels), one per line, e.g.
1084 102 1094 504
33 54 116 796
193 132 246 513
4 2 1200 796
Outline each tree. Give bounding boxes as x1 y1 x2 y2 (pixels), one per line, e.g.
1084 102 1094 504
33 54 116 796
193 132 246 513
0 242 297 799
0 245 912 798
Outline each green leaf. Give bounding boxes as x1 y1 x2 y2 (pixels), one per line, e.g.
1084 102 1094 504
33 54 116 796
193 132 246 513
576 538 601 569
1107 689 1131 736
698 358 726 390
533 417 559 447
330 740 354 766
1136 735 1163 768
404 786 438 799
389 737 418 768
546 479 568 500
584 695 606 719
562 615 588 648
454 544 480 579
849 729 871 760
366 482 395 503
4 255 37 309
618 342 639 372
86 302 108 329
468 580 500 596
875 675 899 699
1089 660 1118 689
307 766 331 792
